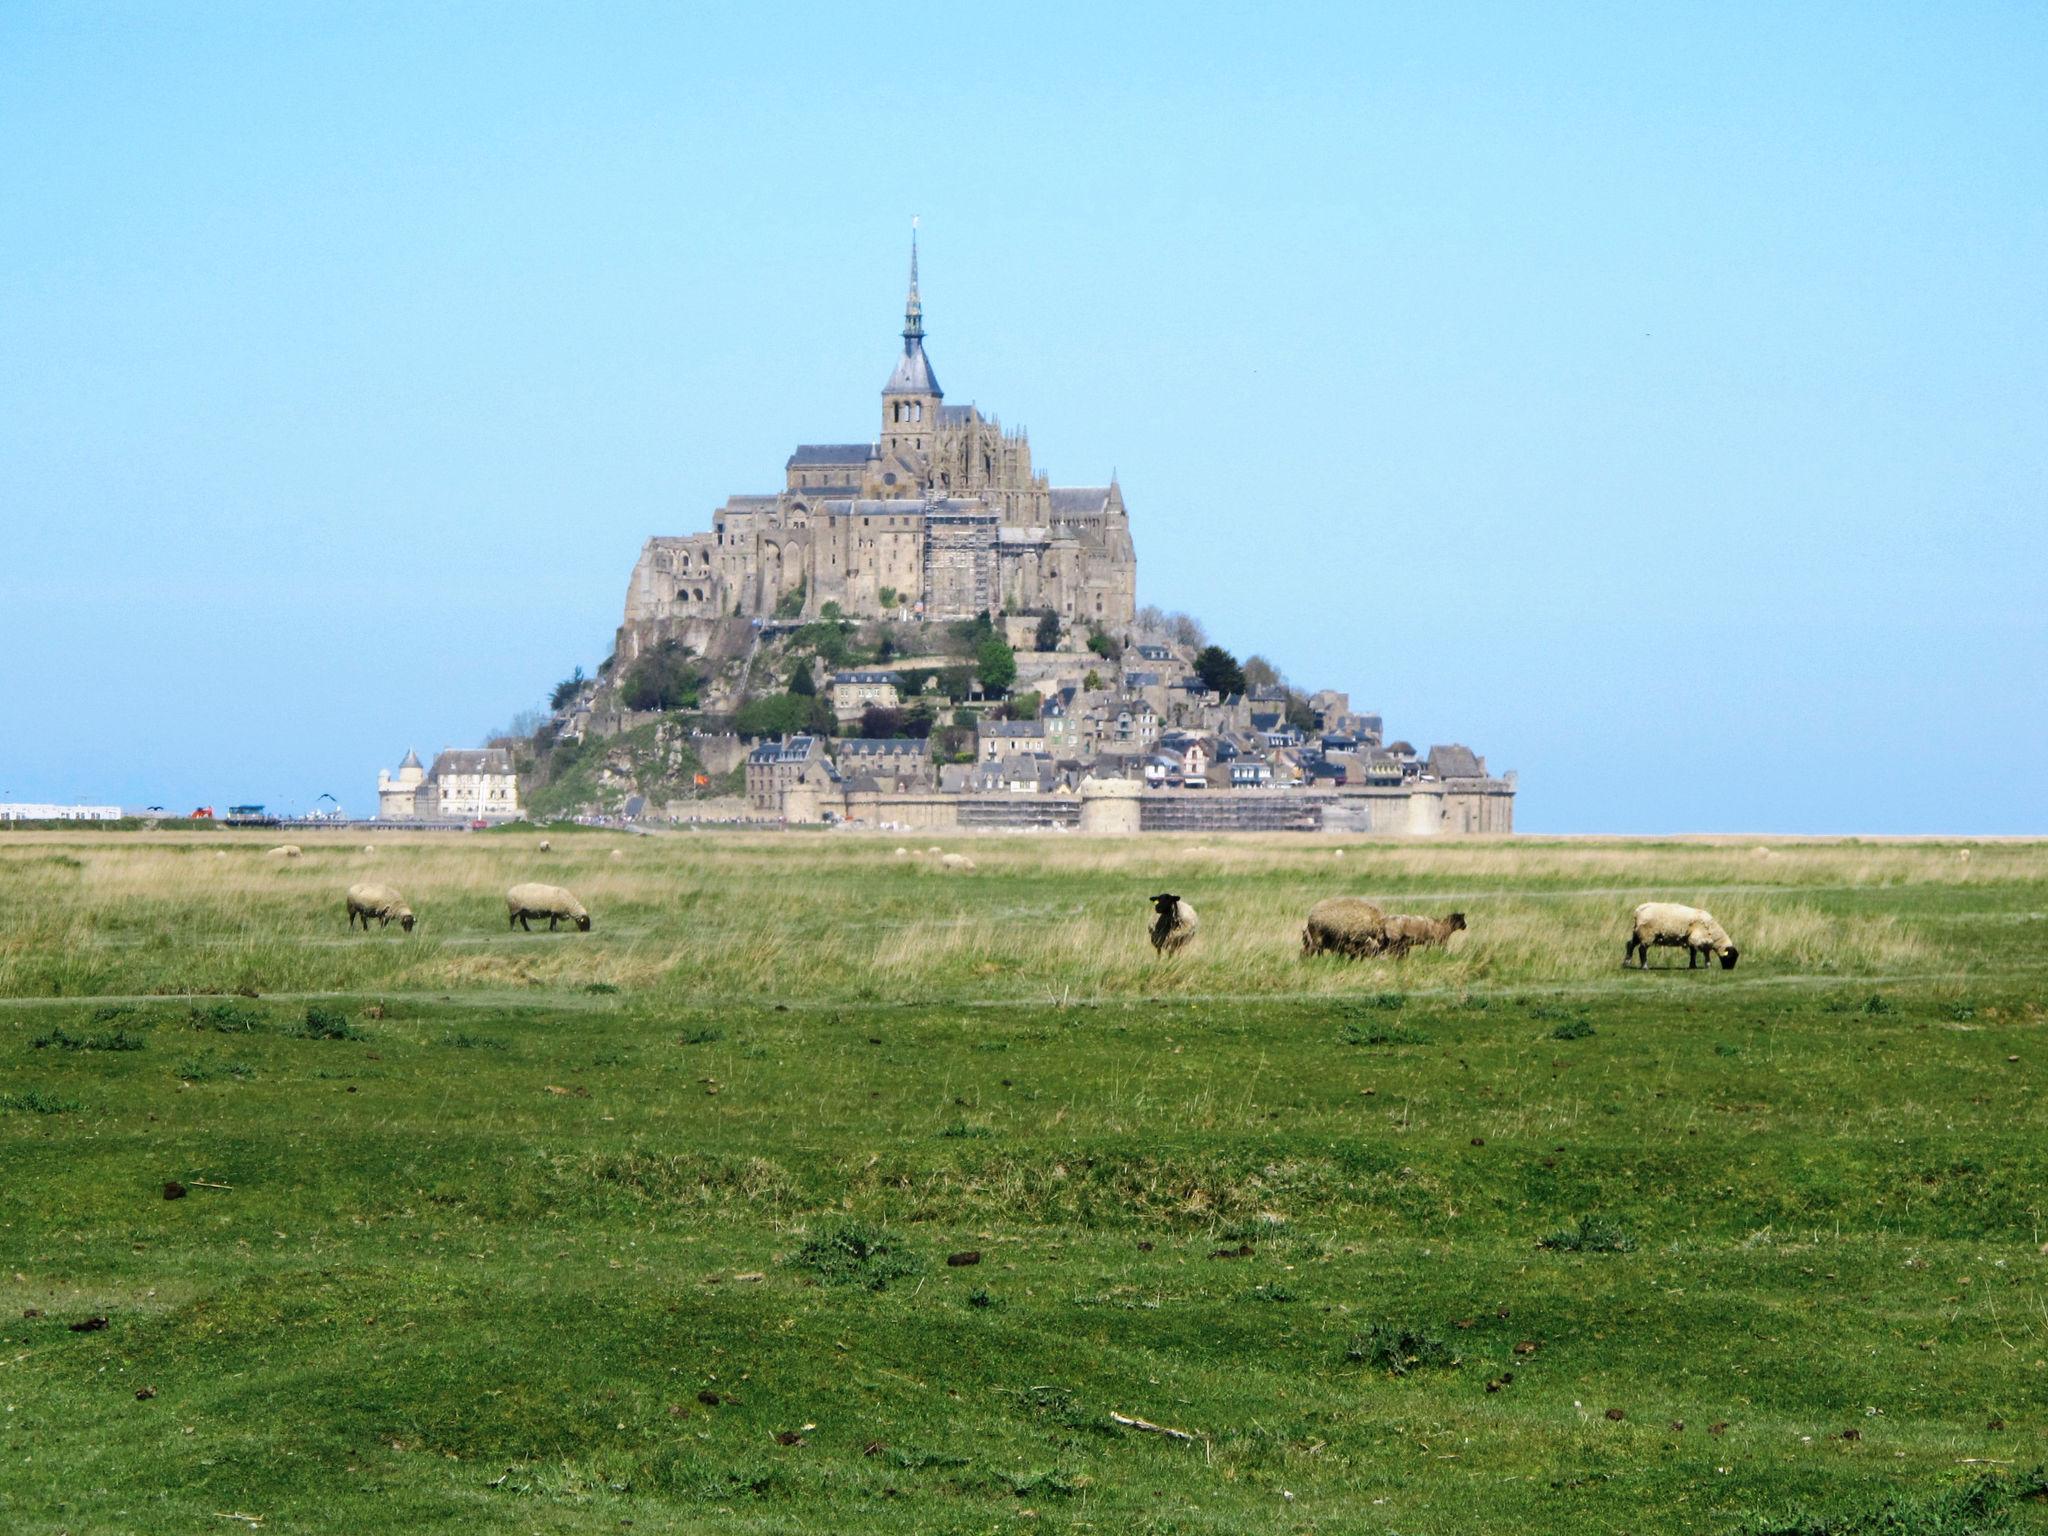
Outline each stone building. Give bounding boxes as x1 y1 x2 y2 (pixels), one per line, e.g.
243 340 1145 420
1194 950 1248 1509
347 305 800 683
375 746 520 822
618 236 1138 662
744 735 838 815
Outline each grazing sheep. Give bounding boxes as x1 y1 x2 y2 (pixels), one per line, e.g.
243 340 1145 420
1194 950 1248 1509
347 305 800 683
609 848 624 861
362 844 377 856
1625 901 1738 970
345 881 415 933
926 845 943 856
538 838 552 853
1148 892 1199 955
939 853 976 872
1301 896 1388 959
265 845 302 860
1380 911 1467 957
893 847 910 858
507 882 591 933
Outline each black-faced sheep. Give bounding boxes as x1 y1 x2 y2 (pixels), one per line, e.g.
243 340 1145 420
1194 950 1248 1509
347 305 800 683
1625 901 1738 970
507 882 591 932
1381 911 1467 957
345 882 415 933
1148 892 1199 955
1301 896 1388 959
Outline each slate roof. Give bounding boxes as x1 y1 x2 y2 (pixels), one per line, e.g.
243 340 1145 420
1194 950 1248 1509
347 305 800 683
788 443 874 467
838 737 928 758
938 404 977 426
1048 487 1110 515
884 338 941 396
429 748 513 778
832 670 903 686
1427 744 1485 779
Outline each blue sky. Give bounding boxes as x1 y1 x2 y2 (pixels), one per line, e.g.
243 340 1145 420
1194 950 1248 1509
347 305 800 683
2 2 2042 831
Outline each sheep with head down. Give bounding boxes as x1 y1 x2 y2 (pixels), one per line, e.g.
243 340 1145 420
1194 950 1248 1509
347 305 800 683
1380 911 1467 957
1625 901 1738 970
266 844 302 860
1301 896 1388 959
506 882 591 932
345 881 415 933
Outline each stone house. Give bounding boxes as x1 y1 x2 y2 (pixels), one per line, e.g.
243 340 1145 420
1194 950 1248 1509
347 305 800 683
978 718 1050 760
830 670 903 721
745 735 838 814
835 736 932 790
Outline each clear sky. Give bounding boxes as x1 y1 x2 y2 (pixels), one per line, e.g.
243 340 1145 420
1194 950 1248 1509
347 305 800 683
3 2 2043 831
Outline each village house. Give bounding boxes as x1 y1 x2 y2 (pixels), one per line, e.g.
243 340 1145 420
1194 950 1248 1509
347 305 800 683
745 734 838 814
830 669 904 722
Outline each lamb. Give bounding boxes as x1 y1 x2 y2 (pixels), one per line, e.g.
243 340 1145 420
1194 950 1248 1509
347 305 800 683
1301 896 1389 959
1625 901 1738 970
345 882 415 933
538 838 552 853
506 882 591 932
1380 911 1467 957
939 853 976 872
1148 892 1199 954
265 844 302 860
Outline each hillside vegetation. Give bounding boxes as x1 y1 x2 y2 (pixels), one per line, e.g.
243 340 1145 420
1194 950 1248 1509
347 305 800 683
2 833 2045 1534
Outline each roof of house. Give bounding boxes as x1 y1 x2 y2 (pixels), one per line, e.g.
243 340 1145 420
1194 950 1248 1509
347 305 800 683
787 443 875 467
980 719 1046 737
428 748 513 778
746 734 827 765
832 670 903 686
1427 744 1486 779
837 737 929 757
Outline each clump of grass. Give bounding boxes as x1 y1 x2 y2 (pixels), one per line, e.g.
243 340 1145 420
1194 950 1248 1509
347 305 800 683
584 982 620 995
1347 1322 1459 1375
1 1088 80 1115
1249 1281 1295 1303
175 1057 254 1083
967 1287 999 1310
1863 994 1896 1016
1339 1020 1429 1046
785 1222 924 1291
1715 1042 1741 1057
1945 1001 1977 1021
295 1006 363 1041
447 1033 507 1051
189 1000 267 1033
1549 1017 1596 1041
676 1026 724 1045
937 1120 993 1139
32 1024 146 1052
1539 1215 1637 1254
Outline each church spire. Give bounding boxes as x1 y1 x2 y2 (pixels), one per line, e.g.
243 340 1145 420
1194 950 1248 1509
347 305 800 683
903 219 924 346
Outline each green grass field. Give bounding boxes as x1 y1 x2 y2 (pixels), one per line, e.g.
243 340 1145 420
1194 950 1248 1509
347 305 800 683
3 831 2046 1534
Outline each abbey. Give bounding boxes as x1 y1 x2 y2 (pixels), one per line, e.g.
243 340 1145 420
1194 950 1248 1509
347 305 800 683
619 239 1138 656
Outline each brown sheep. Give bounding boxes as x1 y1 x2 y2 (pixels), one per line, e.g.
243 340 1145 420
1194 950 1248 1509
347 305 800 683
1301 896 1388 959
1379 912 1467 957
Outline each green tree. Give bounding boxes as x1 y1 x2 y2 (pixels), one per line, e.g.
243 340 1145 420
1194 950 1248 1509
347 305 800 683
549 666 587 711
878 586 898 610
1086 626 1115 658
773 579 807 620
1034 611 1061 652
1008 690 1042 721
1242 654 1284 691
1194 645 1246 698
976 633 1017 694
734 692 818 738
1083 669 1103 692
789 657 817 696
620 643 700 712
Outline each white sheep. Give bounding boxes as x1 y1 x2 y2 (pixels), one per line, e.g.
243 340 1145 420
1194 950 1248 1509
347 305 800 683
362 844 377 856
1625 901 1738 970
609 848 624 861
1148 892 1198 954
345 881 415 933
1301 896 1388 959
894 847 910 858
538 838 553 853
926 845 943 856
507 882 591 932
265 844 303 860
939 853 976 872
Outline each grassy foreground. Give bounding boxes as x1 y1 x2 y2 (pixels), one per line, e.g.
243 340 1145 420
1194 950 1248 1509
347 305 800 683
2 831 2046 1534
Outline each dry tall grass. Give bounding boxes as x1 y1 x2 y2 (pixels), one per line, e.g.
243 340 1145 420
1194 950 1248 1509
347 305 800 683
0 829 2023 1004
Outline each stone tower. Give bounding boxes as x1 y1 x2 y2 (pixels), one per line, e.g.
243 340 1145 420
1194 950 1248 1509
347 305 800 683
878 228 941 493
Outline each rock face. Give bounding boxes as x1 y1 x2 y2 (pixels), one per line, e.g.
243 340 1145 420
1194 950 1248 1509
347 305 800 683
616 237 1136 666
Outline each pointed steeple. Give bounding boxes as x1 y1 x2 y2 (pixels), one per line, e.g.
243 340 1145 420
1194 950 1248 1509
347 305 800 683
884 219 941 399
904 221 923 343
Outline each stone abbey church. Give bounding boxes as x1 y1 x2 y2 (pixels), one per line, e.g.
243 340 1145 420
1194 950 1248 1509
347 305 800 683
619 240 1138 655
